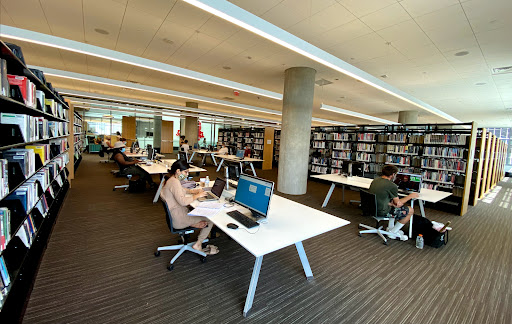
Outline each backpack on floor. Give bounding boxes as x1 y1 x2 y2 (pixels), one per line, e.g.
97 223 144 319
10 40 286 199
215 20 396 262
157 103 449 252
411 215 449 248
128 178 146 193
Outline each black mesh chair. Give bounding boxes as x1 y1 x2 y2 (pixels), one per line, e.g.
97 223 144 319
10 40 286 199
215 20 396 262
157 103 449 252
358 190 401 245
154 199 208 270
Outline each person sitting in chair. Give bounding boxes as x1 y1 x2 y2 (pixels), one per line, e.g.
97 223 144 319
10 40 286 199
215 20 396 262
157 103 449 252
244 144 252 158
368 165 419 240
218 143 229 155
181 140 190 153
160 159 219 255
112 141 155 189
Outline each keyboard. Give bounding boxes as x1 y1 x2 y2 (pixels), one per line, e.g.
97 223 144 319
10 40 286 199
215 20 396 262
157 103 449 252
226 210 259 228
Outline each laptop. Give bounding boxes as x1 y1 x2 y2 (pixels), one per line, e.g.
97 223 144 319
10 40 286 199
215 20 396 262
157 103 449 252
393 172 422 193
235 149 245 159
198 177 226 202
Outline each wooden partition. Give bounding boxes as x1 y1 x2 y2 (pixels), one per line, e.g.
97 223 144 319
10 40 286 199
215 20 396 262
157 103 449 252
66 100 75 187
460 122 478 216
472 128 487 205
262 127 275 170
485 135 496 193
480 132 492 198
161 120 174 153
122 116 136 146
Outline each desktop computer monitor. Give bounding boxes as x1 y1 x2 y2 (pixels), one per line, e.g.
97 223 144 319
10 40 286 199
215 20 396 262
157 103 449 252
147 147 155 160
393 172 422 192
193 143 198 149
350 162 365 177
341 162 349 175
234 174 274 218
236 149 245 159
227 164 240 180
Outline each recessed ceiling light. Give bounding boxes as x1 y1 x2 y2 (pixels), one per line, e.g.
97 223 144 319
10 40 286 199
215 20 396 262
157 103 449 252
222 97 234 100
475 82 486 86
222 66 231 70
454 51 469 56
247 56 252 59
162 38 174 45
94 28 109 35
380 74 388 78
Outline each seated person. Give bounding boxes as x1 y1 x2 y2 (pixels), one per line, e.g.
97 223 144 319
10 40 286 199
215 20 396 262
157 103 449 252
181 140 190 153
244 144 252 158
112 141 155 188
218 143 229 155
368 165 419 240
103 136 114 149
160 159 219 255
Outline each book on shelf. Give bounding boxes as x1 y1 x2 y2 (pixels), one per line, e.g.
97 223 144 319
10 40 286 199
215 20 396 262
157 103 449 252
0 159 8 200
0 59 9 97
3 148 36 178
25 144 50 165
0 255 10 288
7 74 36 108
0 208 11 252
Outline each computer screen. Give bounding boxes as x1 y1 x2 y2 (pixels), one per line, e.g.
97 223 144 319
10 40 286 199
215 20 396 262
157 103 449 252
341 162 349 175
351 162 365 177
211 177 226 198
236 149 245 159
227 165 240 180
193 143 198 149
147 147 154 160
393 172 422 192
234 174 274 218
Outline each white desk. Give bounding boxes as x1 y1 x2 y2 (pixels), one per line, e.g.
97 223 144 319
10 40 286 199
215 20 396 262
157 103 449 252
311 174 452 238
126 151 164 159
192 193 349 317
187 149 219 166
138 161 206 203
214 154 264 176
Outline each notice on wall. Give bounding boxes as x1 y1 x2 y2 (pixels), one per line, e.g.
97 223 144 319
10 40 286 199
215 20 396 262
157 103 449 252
267 140 271 144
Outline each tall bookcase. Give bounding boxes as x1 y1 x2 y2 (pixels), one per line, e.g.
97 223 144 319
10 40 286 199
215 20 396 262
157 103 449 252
73 111 84 171
273 129 281 165
0 41 71 319
309 123 478 216
217 127 264 159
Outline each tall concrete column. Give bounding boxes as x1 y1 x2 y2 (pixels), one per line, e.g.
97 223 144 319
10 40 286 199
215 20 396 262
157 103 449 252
185 102 199 148
153 115 162 150
277 67 316 195
398 110 418 124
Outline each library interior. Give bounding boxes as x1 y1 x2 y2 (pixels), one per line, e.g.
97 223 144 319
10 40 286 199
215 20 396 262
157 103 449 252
0 0 511 323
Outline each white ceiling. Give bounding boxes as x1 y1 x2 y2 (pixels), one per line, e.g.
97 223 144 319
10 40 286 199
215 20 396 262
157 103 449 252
0 0 511 127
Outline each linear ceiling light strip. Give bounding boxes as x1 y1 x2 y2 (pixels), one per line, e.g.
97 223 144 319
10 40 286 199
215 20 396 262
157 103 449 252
32 65 281 115
320 104 399 125
0 25 281 100
182 0 461 123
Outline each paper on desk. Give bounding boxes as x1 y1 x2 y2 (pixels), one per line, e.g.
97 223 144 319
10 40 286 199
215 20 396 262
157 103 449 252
197 201 224 209
188 207 221 217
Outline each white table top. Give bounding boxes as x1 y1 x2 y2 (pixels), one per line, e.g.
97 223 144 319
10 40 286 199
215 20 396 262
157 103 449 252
126 151 164 158
193 194 349 257
138 161 206 174
214 154 264 162
191 149 219 154
311 174 452 203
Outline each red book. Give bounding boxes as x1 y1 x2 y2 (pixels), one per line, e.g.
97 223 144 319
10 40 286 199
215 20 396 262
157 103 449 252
7 74 29 104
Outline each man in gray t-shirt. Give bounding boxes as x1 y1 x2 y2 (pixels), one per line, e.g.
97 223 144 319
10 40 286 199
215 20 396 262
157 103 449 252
369 165 419 240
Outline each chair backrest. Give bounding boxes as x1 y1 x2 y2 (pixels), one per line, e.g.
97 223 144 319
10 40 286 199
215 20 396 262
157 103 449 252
161 199 176 234
360 190 378 217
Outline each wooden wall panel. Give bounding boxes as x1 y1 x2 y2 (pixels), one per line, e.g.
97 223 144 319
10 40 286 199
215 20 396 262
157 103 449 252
122 116 136 146
480 132 492 198
460 122 478 216
161 121 174 154
485 135 497 193
472 128 486 206
262 127 275 170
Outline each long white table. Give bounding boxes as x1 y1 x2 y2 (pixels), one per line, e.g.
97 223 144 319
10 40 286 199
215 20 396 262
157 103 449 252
138 161 206 203
187 149 219 166
125 151 164 159
191 193 349 317
214 154 264 176
311 174 452 238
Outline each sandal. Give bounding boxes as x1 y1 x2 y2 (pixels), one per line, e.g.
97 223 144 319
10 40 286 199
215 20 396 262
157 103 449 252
202 245 219 255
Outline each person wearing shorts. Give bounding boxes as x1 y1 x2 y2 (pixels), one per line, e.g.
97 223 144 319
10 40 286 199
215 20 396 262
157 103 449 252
369 165 419 240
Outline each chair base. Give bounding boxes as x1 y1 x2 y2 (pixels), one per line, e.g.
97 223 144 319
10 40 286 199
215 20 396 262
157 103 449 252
113 185 129 191
156 239 209 267
358 224 401 244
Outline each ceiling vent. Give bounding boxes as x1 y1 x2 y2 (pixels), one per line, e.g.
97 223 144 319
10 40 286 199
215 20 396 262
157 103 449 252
492 66 512 75
315 79 333 86
222 97 234 101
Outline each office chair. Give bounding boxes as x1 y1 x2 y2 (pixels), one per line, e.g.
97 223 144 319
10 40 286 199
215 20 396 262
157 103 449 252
358 190 402 245
112 159 133 191
154 199 208 270
99 146 113 163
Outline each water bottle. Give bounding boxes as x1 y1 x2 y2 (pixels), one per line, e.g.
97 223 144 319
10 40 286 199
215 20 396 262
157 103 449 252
416 234 424 249
205 176 210 187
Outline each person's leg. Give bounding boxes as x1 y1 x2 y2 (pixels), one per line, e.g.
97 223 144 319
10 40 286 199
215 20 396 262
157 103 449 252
191 218 214 251
388 206 412 238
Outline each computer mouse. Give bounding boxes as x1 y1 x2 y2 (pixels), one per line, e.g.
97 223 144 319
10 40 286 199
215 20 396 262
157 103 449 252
227 223 239 229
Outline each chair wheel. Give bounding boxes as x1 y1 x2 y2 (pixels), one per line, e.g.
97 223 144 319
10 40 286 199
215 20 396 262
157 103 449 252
200 256 207 263
113 188 115 191
383 241 388 245
358 233 362 237
167 264 174 271
358 225 362 229
154 251 160 257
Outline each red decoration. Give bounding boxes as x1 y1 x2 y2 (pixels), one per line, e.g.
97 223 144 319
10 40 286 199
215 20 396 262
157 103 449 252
233 90 240 96
176 129 180 137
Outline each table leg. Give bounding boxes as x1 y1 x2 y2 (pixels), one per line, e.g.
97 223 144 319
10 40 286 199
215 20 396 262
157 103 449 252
342 184 345 203
201 154 206 166
216 159 224 172
211 154 218 166
295 242 313 279
321 183 336 208
188 151 196 163
153 174 165 203
418 199 426 218
243 256 263 317
250 163 257 176
240 162 243 173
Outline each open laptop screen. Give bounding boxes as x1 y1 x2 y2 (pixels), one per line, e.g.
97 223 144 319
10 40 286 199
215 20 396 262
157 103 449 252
236 149 245 159
393 172 422 192
211 178 226 198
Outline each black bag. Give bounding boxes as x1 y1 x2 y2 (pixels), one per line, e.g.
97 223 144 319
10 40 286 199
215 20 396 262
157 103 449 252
5 42 26 64
128 178 146 193
29 68 47 84
411 215 449 248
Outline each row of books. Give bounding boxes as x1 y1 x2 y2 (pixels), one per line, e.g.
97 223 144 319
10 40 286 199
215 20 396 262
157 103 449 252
334 142 351 150
385 133 407 143
383 144 420 155
423 146 465 158
385 155 411 166
253 138 264 144
311 157 328 165
422 171 456 184
253 144 263 150
356 152 373 162
333 133 353 141
0 161 8 200
356 143 374 152
331 159 348 167
312 141 325 149
358 133 375 141
0 255 10 306
420 158 466 171
0 113 69 142
311 165 328 174
332 151 351 160
0 208 11 252
312 133 326 140
424 134 468 145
